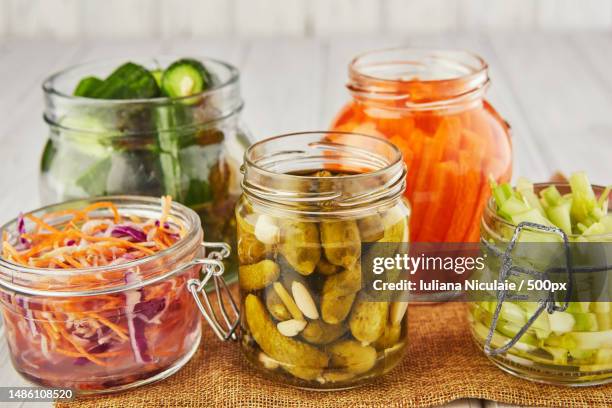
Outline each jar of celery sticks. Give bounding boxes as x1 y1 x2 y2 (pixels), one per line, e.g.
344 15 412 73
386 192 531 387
236 131 410 389
471 182 612 386
39 57 251 281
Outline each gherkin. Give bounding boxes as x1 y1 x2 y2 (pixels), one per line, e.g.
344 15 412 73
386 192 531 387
349 295 388 344
328 340 377 374
279 220 321 275
244 295 329 371
239 260 280 291
320 220 361 268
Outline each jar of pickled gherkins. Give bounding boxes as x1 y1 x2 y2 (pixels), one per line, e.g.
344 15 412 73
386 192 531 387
471 184 612 386
236 131 410 389
331 48 512 243
40 57 251 282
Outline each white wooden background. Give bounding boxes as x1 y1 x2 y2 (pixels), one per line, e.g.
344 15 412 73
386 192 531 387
0 32 611 407
1 0 612 39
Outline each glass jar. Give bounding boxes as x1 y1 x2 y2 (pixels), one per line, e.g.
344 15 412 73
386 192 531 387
0 196 237 393
331 48 512 243
40 57 251 281
470 184 612 386
236 131 410 389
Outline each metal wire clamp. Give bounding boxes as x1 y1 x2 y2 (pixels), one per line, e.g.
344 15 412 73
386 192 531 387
482 221 573 356
187 242 240 341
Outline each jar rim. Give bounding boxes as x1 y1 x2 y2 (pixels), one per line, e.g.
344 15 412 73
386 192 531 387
42 56 240 105
242 131 407 215
349 47 488 84
347 47 489 110
0 196 202 295
483 182 612 239
244 131 404 181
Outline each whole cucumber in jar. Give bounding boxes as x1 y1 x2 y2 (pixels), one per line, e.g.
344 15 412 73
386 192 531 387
40 57 251 282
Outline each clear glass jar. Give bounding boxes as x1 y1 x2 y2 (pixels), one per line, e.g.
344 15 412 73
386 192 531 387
331 48 512 243
236 131 410 389
0 196 236 393
40 57 251 281
470 184 612 386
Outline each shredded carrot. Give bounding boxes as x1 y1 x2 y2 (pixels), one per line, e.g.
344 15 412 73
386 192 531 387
57 326 108 366
81 202 120 224
2 241 27 264
84 312 129 340
25 214 60 233
1 197 188 373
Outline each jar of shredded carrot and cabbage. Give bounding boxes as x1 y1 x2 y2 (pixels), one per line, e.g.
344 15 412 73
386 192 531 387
331 48 512 244
0 196 238 393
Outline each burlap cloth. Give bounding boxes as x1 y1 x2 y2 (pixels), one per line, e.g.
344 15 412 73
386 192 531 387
56 290 612 408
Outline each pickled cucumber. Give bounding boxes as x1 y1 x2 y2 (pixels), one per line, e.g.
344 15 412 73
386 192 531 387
322 293 356 325
358 214 385 242
302 320 347 345
245 295 329 370
320 220 361 268
349 296 388 344
322 262 362 297
239 260 280 291
316 258 341 276
321 263 362 324
379 206 408 243
373 324 402 350
328 340 377 374
237 231 267 265
279 220 321 275
265 287 291 321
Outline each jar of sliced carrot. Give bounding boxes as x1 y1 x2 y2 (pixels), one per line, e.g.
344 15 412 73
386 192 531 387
331 48 512 243
0 196 238 393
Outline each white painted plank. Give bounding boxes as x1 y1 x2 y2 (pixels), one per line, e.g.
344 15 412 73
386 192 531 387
81 0 159 39
310 0 381 35
0 0 7 37
458 0 537 31
5 0 79 39
322 36 405 128
0 40 82 222
385 0 459 34
165 38 245 66
159 0 231 37
240 38 323 139
234 0 306 36
572 32 612 88
537 0 612 30
489 33 612 185
72 38 169 60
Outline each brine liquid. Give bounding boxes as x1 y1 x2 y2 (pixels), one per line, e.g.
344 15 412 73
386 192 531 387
0 270 201 392
236 193 410 389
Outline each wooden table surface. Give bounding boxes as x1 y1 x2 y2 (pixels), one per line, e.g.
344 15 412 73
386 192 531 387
0 33 610 407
